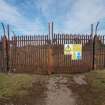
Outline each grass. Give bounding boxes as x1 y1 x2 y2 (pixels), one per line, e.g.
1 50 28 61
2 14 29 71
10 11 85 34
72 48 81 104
86 70 105 105
72 70 105 105
86 70 105 90
0 73 33 98
0 70 105 105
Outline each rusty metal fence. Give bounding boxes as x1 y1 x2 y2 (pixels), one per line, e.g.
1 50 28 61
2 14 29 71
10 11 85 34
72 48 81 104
0 34 105 74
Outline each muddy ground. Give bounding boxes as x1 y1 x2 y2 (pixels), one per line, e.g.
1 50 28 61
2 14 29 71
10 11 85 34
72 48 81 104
0 73 105 105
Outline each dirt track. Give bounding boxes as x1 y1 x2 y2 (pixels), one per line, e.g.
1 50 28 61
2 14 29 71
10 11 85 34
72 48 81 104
0 73 102 105
9 74 87 105
46 75 77 105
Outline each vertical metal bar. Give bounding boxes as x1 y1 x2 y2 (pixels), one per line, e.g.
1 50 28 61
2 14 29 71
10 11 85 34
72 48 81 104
58 34 59 68
34 35 36 69
29 35 31 66
104 36 105 67
103 35 104 66
39 35 41 67
28 36 30 66
41 35 42 67
43 35 45 68
23 36 25 66
11 36 13 70
31 36 33 66
91 24 94 38
64 34 66 69
48 23 50 40
93 35 96 70
60 34 61 69
26 36 27 66
51 22 53 44
7 24 10 72
45 35 47 67
41 35 43 73
1 23 6 36
29 35 32 66
18 36 21 68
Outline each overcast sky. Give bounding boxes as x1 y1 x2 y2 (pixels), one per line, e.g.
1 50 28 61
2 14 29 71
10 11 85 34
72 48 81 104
0 0 105 35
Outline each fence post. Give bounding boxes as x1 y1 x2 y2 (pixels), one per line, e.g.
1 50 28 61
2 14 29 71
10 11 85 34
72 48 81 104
7 24 10 72
92 35 96 70
91 24 93 38
48 22 54 74
2 35 8 72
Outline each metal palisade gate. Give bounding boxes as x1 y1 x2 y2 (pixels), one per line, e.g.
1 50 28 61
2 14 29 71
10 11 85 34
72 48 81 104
9 35 49 74
9 34 93 74
0 34 105 74
51 34 93 73
93 35 105 69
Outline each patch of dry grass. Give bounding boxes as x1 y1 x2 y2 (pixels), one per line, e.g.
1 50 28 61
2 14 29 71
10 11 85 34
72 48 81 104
0 73 33 98
70 70 105 105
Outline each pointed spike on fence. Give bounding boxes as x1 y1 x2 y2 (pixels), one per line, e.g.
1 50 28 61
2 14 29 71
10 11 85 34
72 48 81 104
95 21 100 36
91 24 94 37
1 22 6 36
0 36 2 40
51 22 54 39
48 22 50 39
7 24 10 40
